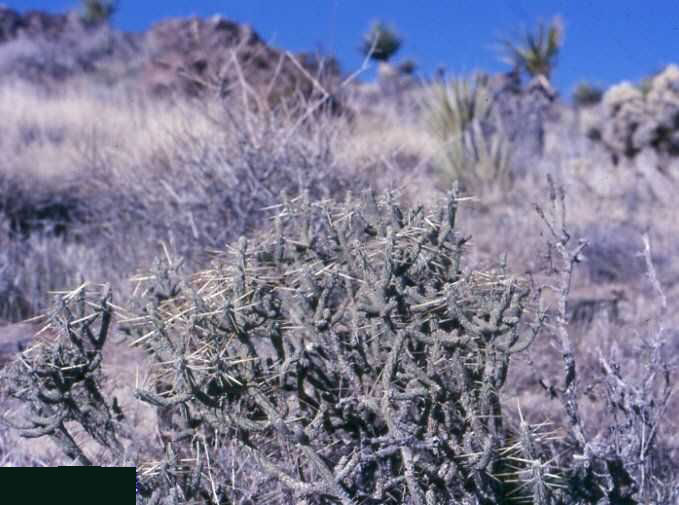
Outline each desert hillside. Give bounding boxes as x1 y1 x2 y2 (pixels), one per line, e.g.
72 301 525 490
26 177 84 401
0 5 677 504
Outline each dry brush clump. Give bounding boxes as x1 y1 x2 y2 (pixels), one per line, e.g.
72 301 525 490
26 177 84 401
0 84 357 320
0 9 141 90
529 176 678 504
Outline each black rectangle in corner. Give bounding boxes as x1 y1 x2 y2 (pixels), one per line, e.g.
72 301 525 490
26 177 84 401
0 466 136 504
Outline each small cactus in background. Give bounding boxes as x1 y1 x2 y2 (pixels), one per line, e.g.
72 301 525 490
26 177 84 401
572 81 603 108
360 20 402 62
499 16 564 82
79 0 117 26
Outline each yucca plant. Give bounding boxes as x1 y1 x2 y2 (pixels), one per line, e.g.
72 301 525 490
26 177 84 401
360 21 402 62
423 74 513 196
500 17 563 82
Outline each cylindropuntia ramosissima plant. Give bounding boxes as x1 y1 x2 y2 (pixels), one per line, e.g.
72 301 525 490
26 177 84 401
122 186 570 504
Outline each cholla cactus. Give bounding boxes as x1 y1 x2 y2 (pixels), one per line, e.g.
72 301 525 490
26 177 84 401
360 21 402 62
602 81 644 111
124 187 562 504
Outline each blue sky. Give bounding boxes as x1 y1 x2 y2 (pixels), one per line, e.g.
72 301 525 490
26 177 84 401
7 1 679 96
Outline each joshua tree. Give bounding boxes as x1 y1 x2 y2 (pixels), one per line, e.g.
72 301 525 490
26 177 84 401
360 20 402 62
499 16 563 82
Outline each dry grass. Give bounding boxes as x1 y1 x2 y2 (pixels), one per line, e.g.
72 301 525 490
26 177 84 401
0 82 221 181
0 81 359 319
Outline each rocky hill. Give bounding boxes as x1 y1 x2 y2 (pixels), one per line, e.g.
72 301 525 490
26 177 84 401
0 5 342 108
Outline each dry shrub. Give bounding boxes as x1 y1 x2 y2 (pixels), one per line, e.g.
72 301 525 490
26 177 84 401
0 83 360 321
